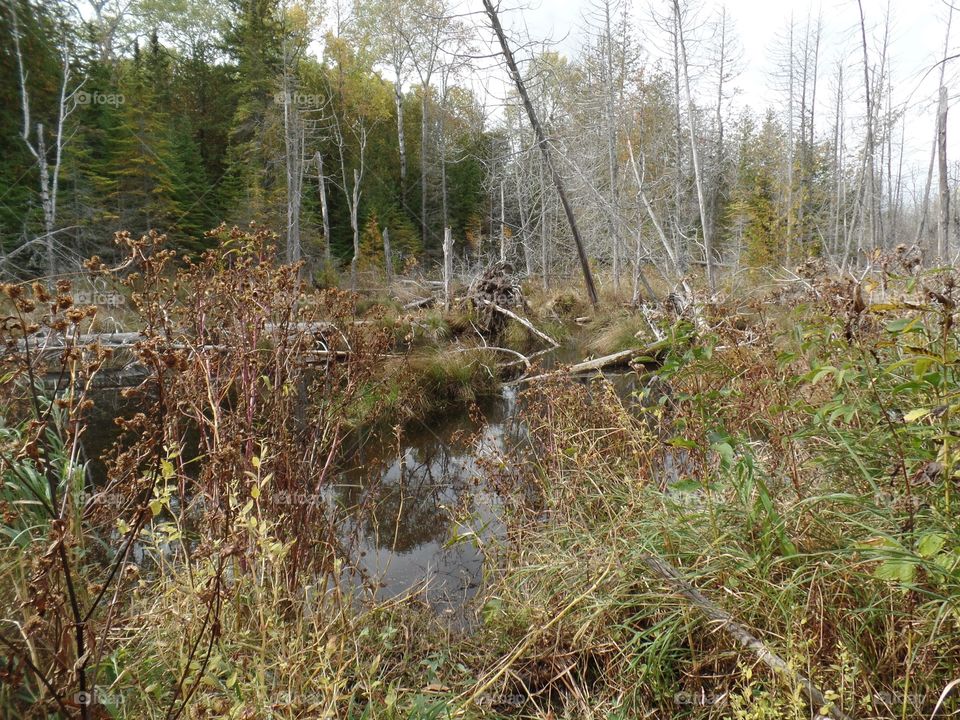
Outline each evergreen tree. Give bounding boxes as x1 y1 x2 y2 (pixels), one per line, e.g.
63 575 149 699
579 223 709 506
221 0 284 225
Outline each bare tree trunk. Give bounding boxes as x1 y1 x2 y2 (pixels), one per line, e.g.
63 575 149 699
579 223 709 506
515 163 533 276
539 160 549 290
673 0 716 292
671 11 686 268
786 16 795 265
35 129 55 276
808 12 821 152
499 182 507 263
421 89 430 249
383 226 393 286
627 138 684 280
10 2 76 279
857 0 877 252
915 5 952 249
832 64 844 263
482 0 599 305
938 85 950 260
709 6 733 260
350 168 362 289
443 226 453 310
282 60 303 264
440 132 448 230
395 81 407 197
631 224 644 306
316 152 332 265
603 0 621 292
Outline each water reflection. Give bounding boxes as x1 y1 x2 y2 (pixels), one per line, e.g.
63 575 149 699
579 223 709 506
76 347 646 617
335 388 522 612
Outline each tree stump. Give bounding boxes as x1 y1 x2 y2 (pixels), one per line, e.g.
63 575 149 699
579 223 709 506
467 262 524 338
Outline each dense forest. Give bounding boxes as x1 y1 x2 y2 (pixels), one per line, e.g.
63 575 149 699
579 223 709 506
2 0 955 288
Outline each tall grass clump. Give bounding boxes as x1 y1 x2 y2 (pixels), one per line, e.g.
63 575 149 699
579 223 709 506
471 266 960 719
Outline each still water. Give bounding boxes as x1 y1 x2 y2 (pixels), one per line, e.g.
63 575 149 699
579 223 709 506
334 387 523 615
79 355 641 618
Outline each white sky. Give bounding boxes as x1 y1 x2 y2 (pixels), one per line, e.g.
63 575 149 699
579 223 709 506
480 0 958 189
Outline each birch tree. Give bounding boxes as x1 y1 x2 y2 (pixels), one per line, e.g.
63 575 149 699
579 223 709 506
9 0 83 277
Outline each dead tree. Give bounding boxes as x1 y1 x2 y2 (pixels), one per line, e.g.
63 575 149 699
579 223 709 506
443 227 453 309
316 151 332 265
673 0 715 292
282 56 305 264
383 226 393 286
937 85 950 260
856 0 878 252
915 5 952 250
482 0 599 306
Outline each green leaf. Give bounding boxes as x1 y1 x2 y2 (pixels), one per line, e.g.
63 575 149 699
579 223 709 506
149 499 163 516
481 598 503 625
917 533 946 558
903 408 930 422
712 441 735 466
809 366 836 385
670 478 702 493
874 559 916 583
885 317 917 333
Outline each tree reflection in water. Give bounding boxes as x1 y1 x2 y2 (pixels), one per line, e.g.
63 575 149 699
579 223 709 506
334 389 522 613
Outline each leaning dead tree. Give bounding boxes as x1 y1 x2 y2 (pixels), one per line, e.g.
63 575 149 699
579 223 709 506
482 0 599 306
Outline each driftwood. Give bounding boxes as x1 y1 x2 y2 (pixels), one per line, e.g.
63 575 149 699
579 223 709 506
19 321 339 351
509 348 649 386
478 300 558 348
641 554 854 720
403 296 435 311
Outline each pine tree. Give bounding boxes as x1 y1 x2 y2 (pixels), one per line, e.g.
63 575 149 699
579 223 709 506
109 39 180 238
221 0 284 225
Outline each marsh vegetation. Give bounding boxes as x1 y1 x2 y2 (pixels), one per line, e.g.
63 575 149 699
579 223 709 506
1 230 959 720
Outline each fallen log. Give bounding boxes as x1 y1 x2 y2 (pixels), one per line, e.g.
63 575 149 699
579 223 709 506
641 553 854 720
566 348 636 372
403 296 435 311
478 300 558 348
17 321 340 351
509 348 651 386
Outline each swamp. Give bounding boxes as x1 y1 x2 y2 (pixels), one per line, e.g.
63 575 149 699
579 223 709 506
2 0 960 717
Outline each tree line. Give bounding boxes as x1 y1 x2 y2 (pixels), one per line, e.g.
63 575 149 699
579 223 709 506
1 0 955 290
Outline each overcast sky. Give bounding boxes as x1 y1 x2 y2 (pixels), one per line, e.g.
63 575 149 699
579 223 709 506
480 0 957 188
